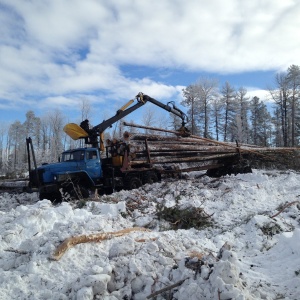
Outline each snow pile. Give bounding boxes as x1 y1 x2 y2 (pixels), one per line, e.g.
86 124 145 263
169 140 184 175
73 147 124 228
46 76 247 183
1 169 300 299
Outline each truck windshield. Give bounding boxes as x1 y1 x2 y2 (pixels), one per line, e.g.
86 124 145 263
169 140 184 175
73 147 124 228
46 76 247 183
62 150 85 162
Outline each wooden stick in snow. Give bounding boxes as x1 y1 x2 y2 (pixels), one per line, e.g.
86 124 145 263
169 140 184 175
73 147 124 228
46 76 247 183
271 201 300 218
146 277 190 299
52 227 150 261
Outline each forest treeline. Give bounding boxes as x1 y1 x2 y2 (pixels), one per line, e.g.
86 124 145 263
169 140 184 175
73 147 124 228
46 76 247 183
0 65 299 177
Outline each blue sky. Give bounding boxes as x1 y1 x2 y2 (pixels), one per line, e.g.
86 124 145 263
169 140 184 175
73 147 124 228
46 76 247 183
0 0 299 126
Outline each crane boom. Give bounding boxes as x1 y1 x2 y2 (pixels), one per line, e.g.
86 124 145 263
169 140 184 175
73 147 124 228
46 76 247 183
63 92 189 148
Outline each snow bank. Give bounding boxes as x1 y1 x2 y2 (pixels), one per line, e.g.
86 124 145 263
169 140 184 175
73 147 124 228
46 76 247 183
0 169 300 299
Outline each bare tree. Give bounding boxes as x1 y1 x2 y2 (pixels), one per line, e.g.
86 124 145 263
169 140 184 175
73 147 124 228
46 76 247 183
47 109 65 161
0 122 8 173
169 112 183 133
141 106 157 134
40 117 50 156
182 77 218 137
195 77 219 138
211 95 223 141
80 98 92 121
156 112 170 135
8 121 24 173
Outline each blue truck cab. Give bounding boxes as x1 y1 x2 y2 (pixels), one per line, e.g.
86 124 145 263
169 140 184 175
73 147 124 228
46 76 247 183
34 148 103 201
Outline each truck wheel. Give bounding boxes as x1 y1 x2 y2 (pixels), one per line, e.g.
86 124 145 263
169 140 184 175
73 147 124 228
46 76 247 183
79 186 90 198
143 172 158 184
126 177 142 190
66 185 91 200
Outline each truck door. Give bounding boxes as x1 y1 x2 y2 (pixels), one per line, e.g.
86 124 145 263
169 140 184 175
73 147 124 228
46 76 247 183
85 150 102 180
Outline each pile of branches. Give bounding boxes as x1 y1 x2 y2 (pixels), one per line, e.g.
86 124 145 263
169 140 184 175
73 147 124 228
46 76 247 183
246 149 300 171
156 204 213 230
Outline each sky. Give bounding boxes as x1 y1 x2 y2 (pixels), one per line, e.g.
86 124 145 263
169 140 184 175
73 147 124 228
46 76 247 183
0 0 299 126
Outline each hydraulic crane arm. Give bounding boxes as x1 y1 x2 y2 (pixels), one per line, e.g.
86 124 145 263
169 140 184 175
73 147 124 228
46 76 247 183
63 92 189 148
91 95 146 135
91 92 188 135
136 93 188 128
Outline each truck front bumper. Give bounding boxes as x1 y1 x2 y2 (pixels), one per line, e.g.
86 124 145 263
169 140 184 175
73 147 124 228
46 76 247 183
39 184 60 194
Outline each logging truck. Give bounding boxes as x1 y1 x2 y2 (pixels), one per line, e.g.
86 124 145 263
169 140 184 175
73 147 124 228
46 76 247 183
27 93 251 202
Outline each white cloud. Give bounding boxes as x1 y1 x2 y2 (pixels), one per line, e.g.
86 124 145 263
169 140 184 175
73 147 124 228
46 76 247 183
0 0 299 117
245 88 270 102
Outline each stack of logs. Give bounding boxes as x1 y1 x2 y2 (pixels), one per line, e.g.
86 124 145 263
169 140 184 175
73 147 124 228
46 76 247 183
123 122 300 172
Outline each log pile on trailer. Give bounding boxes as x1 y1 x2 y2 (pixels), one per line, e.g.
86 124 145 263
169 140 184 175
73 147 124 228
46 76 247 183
121 122 300 175
124 134 239 172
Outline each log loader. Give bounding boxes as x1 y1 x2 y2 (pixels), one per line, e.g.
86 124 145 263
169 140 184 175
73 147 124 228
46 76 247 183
27 93 191 202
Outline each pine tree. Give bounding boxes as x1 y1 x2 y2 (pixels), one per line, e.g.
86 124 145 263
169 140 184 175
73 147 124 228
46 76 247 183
250 97 272 146
182 84 199 135
286 65 300 146
235 87 250 144
269 73 290 146
221 82 236 141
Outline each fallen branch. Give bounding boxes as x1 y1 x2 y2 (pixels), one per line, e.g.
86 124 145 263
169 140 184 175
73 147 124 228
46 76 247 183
135 237 157 243
4 248 28 255
271 201 300 218
218 289 221 300
52 227 150 261
146 277 189 299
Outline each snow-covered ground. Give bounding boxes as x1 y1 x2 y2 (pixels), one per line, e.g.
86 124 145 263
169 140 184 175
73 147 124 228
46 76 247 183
0 169 300 299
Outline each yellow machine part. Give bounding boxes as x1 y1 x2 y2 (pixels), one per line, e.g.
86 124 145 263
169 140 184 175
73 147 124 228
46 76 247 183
119 99 134 111
63 123 89 140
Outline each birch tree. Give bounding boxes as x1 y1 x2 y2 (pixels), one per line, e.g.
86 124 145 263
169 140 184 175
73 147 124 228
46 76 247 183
210 96 223 141
0 123 8 173
182 78 218 137
47 109 65 162
80 98 92 121
195 77 219 138
8 121 24 174
141 106 157 134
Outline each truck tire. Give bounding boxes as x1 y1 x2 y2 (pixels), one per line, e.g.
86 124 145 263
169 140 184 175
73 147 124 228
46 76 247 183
126 177 142 190
143 172 158 184
68 185 90 200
